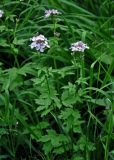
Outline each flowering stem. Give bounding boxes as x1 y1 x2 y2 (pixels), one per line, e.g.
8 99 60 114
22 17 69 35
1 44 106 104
52 16 57 36
80 53 85 89
14 55 19 68
53 58 57 69
80 53 84 77
72 53 77 66
71 54 80 81
54 20 57 36
52 17 57 69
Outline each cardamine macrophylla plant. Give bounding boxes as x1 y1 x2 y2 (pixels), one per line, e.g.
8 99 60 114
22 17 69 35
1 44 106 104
30 34 50 52
70 41 89 67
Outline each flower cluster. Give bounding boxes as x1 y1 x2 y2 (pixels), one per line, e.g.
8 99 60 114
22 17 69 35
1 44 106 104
44 9 61 18
70 41 89 52
29 9 89 54
0 10 4 18
30 34 50 52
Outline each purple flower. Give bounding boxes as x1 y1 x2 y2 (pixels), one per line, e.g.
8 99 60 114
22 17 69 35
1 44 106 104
30 34 50 52
44 9 61 18
0 10 4 18
70 41 89 53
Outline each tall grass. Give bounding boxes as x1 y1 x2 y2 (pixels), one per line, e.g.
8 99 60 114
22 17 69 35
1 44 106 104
0 0 114 159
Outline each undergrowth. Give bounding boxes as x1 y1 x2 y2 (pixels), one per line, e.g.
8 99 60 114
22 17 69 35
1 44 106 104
0 0 114 160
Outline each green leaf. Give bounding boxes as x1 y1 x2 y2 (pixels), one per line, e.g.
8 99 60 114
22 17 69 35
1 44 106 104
0 25 7 32
35 98 51 106
0 128 7 135
53 96 62 109
89 98 111 107
43 142 53 154
0 39 9 47
61 90 77 107
13 38 27 46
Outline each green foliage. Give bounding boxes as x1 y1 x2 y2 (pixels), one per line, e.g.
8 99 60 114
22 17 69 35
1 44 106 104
0 0 114 160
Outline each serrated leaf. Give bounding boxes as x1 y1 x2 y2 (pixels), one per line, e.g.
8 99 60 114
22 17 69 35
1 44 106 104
41 107 52 117
35 98 51 106
53 96 62 109
89 98 111 107
13 38 26 45
53 146 65 154
0 128 7 135
43 142 53 154
35 105 47 112
0 25 7 32
61 90 77 107
0 39 9 47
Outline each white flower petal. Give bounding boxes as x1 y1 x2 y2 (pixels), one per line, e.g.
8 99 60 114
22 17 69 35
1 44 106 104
70 41 89 52
0 10 4 18
44 9 61 18
30 34 50 53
